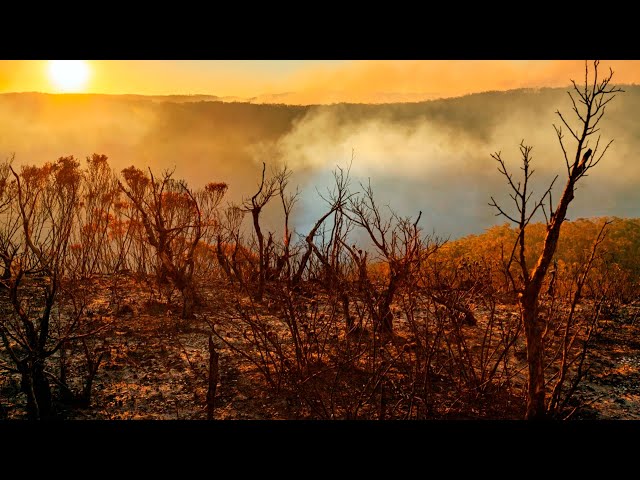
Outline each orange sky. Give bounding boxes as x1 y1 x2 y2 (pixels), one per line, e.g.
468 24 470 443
1 60 639 104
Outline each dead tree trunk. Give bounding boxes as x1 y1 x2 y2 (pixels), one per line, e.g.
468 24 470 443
521 296 545 418
243 163 277 302
252 207 265 301
207 335 219 420
18 358 52 420
377 282 397 335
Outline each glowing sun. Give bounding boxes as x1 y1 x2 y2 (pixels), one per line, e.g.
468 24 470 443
48 60 90 92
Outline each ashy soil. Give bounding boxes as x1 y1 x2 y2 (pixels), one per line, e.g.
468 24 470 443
571 310 640 419
1 275 638 420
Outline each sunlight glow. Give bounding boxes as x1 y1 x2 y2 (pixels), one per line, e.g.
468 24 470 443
48 60 90 92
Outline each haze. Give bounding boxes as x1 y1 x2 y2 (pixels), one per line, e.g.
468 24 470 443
0 60 639 240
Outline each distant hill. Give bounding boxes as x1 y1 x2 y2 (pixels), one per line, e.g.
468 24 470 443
1 86 639 239
0 92 229 103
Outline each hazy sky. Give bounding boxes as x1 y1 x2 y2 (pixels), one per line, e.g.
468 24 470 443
2 60 640 104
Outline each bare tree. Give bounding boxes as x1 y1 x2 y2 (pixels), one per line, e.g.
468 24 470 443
300 165 358 332
489 60 622 419
118 166 227 318
73 154 119 276
346 180 441 334
215 204 252 287
242 162 278 301
0 157 85 418
274 164 299 283
0 156 20 282
291 165 353 288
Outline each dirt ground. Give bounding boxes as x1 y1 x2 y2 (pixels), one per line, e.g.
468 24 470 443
571 311 640 419
1 275 639 420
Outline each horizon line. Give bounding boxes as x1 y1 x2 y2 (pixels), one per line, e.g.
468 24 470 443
4 83 636 107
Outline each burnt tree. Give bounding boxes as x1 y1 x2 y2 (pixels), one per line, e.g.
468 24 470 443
490 60 621 419
242 163 277 301
119 167 227 318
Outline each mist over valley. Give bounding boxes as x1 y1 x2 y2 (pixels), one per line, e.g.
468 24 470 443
1 88 638 239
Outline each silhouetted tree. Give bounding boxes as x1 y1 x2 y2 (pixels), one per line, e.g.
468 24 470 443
0 157 83 418
242 163 277 301
346 180 441 334
0 156 20 281
490 60 622 419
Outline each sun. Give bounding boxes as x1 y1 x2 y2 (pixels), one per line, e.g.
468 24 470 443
48 60 90 92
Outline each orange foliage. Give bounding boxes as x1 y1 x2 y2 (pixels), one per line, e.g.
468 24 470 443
86 153 109 170
434 217 640 297
121 166 150 194
52 156 81 188
368 261 390 282
20 164 51 189
205 182 228 194
216 241 259 264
